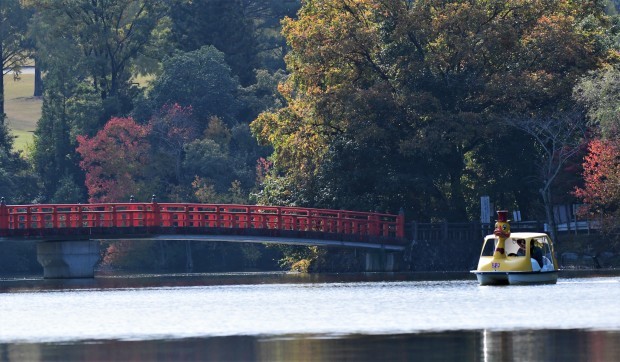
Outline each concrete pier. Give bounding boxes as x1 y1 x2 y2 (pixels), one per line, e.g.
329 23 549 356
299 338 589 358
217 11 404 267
364 250 397 272
37 240 100 278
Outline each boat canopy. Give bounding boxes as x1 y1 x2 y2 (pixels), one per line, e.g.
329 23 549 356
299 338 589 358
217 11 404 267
481 232 554 264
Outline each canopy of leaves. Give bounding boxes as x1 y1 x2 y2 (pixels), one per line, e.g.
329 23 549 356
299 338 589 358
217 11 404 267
30 0 169 128
0 121 37 203
251 0 611 220
148 103 198 184
76 117 151 202
169 0 301 84
149 46 240 128
30 60 111 200
574 138 620 232
169 0 259 85
574 66 620 139
0 0 32 117
0 0 31 73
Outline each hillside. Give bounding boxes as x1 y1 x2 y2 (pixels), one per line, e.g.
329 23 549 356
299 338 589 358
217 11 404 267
3 71 41 152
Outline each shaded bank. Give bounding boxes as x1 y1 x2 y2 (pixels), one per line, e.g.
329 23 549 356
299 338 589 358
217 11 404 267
0 231 617 276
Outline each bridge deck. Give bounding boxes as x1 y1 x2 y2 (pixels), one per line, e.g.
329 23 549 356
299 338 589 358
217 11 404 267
0 202 406 249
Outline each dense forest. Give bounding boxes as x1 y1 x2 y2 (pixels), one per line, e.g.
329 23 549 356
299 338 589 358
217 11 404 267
1 0 619 271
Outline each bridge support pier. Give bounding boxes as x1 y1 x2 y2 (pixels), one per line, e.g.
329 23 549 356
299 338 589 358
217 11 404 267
364 250 397 272
37 241 100 279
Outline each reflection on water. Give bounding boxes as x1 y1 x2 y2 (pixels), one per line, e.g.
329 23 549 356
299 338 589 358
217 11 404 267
1 271 619 361
3 330 620 362
0 271 474 292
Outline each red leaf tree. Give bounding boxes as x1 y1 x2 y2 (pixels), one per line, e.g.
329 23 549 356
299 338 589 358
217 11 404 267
574 138 620 232
76 117 152 203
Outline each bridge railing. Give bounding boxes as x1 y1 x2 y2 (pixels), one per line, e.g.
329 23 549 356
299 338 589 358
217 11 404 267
0 201 405 242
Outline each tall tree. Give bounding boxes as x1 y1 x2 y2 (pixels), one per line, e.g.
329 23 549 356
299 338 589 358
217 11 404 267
252 0 612 220
574 66 620 139
29 0 169 199
239 0 300 72
507 112 587 242
30 54 98 201
30 0 170 131
0 120 38 203
169 0 301 83
573 65 620 236
76 117 151 202
170 0 260 85
149 103 198 184
149 46 240 128
0 0 32 121
574 138 620 234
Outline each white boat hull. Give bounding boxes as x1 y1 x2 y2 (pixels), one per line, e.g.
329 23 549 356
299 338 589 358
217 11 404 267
473 271 558 286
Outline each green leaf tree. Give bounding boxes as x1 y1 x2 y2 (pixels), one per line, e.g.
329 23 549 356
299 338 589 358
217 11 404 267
31 60 88 201
0 121 38 203
149 103 198 184
149 46 240 128
29 0 169 199
169 0 300 84
29 0 170 132
574 66 620 139
0 0 32 120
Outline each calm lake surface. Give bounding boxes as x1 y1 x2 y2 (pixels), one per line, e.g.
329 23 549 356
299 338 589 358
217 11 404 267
1 271 619 361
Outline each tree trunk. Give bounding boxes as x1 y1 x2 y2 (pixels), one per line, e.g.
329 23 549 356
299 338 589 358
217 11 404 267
175 150 182 184
0 72 4 124
34 59 43 97
447 153 468 221
0 40 4 122
185 240 193 272
159 240 168 268
540 186 558 243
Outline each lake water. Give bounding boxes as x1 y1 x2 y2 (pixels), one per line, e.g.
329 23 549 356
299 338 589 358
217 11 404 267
1 272 619 361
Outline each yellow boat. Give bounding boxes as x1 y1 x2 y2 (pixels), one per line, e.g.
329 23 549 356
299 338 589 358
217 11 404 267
471 210 559 285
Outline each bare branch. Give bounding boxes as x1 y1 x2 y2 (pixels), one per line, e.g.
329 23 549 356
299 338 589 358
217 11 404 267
505 111 587 241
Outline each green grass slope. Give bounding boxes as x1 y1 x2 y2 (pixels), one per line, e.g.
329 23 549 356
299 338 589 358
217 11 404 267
3 73 41 152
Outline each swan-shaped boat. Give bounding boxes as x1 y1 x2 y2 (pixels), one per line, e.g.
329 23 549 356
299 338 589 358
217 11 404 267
471 210 559 285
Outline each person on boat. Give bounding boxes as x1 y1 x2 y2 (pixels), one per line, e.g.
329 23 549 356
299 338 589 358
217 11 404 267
530 241 544 268
515 239 544 269
516 239 527 256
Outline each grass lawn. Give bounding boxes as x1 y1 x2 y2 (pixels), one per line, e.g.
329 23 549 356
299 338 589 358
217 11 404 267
3 73 41 152
3 72 152 153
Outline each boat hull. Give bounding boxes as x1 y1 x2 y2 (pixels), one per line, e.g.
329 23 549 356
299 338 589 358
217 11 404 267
472 271 558 286
474 272 509 286
508 271 558 285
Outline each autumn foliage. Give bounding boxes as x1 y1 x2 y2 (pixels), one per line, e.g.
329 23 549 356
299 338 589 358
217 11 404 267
76 117 152 203
251 0 610 219
574 139 620 230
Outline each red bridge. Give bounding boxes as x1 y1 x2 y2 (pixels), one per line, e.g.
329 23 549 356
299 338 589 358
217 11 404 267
0 199 406 278
0 200 405 243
